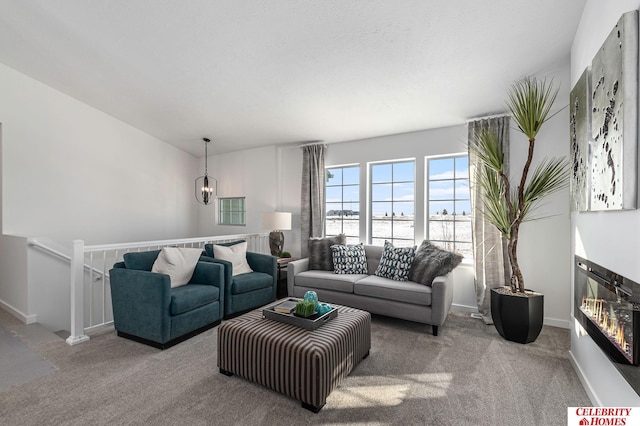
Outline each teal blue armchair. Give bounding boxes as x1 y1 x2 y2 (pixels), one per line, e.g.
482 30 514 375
110 250 224 349
202 243 277 318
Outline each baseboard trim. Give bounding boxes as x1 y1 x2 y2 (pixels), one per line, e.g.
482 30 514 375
451 303 570 329
0 299 37 324
543 317 570 329
451 303 477 314
569 350 600 406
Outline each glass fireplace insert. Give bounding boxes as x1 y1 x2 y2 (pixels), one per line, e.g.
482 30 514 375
574 256 640 365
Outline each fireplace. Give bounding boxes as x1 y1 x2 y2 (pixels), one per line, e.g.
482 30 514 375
574 256 640 365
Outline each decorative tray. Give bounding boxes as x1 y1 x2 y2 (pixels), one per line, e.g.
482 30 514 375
262 298 338 330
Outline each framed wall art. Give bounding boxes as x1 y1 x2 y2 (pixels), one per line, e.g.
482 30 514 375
589 10 638 211
570 67 591 212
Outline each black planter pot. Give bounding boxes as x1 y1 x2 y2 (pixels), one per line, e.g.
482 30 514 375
491 287 544 344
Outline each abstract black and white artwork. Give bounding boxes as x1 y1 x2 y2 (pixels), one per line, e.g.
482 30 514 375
570 67 591 212
589 10 638 211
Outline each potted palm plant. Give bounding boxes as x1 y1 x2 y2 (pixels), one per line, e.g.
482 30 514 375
471 77 570 343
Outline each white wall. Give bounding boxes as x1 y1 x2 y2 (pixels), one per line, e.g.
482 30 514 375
0 62 201 325
0 235 30 322
197 145 279 237
0 62 200 245
27 239 72 332
570 0 640 406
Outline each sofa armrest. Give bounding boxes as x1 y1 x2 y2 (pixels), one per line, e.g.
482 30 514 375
109 268 172 342
199 256 233 289
189 261 225 319
287 258 310 297
246 252 277 278
247 252 277 299
430 272 454 327
190 261 224 288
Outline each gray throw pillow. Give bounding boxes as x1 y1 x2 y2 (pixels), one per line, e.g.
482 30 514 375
408 240 463 285
308 234 346 270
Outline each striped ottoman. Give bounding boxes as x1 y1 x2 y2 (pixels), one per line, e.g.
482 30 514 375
217 301 371 412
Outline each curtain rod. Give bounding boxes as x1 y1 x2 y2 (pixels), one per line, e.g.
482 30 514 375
298 140 326 148
465 113 510 124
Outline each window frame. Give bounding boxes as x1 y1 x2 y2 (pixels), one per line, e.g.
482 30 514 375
369 159 415 247
218 196 246 226
324 164 360 244
426 153 472 259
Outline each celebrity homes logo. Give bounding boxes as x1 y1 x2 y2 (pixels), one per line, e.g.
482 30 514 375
568 407 639 425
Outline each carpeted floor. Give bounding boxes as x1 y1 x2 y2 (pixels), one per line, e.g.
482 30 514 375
0 326 57 393
0 311 590 425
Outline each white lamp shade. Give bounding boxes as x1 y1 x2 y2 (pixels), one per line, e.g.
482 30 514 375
262 212 292 231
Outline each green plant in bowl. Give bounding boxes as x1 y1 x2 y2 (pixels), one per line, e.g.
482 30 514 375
295 300 316 317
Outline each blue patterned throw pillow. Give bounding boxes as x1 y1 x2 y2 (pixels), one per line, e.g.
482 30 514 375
331 244 368 274
374 241 416 281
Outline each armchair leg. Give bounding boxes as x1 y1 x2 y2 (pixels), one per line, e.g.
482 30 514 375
432 325 439 336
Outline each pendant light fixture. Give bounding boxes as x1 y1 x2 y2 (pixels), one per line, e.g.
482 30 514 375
195 137 217 205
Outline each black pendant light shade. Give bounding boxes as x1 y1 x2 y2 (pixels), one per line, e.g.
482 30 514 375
195 137 217 205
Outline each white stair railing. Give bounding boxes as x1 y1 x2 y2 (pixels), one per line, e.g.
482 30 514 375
67 233 270 345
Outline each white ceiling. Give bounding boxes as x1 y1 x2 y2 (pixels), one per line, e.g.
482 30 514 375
0 1 586 157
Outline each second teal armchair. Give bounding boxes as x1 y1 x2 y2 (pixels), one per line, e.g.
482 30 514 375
202 242 277 318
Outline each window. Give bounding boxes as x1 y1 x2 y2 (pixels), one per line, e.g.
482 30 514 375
427 155 472 259
370 160 415 247
325 166 359 244
218 197 246 225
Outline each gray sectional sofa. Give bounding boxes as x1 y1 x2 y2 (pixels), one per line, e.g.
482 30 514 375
287 244 455 335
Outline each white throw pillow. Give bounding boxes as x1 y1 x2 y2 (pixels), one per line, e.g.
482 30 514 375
151 247 203 288
213 242 253 276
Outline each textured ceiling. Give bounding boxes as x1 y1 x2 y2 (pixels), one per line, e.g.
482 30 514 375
0 1 586 156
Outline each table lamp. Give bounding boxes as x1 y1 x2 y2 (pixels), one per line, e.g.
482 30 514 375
262 211 292 256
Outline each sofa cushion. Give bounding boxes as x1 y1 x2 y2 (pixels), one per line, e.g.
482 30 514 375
213 242 253 276
152 247 203 288
170 284 219 315
231 272 273 295
364 245 383 274
203 240 245 257
123 250 161 271
331 244 368 274
308 234 346 270
374 241 416 281
295 270 364 294
408 240 463 286
354 275 432 306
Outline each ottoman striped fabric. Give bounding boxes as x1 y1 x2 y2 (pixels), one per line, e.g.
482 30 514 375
218 301 371 412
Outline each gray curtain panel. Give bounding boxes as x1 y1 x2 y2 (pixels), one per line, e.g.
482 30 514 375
468 116 511 324
300 144 326 257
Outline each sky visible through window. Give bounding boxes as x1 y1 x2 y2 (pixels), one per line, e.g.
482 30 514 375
428 155 472 258
325 166 359 243
428 156 470 215
370 160 415 246
371 161 415 217
325 157 472 257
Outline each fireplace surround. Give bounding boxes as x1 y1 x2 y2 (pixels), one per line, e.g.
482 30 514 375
574 256 640 365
